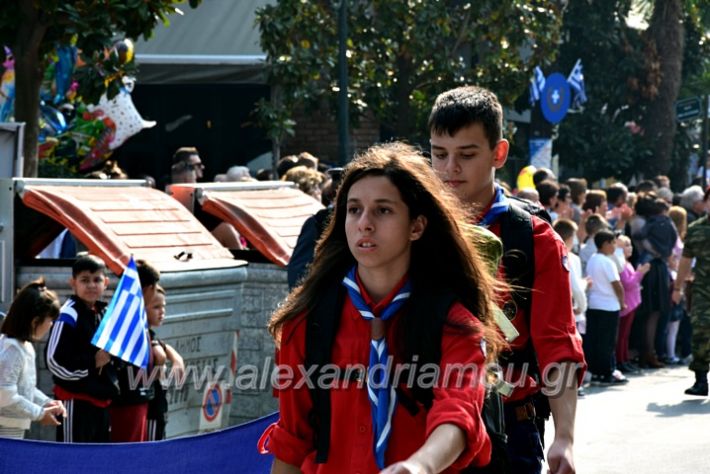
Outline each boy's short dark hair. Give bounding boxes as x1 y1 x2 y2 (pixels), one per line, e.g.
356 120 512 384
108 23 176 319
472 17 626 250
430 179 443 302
1 278 60 342
533 168 556 187
428 86 503 149
566 178 588 205
585 214 609 236
72 253 107 277
594 229 616 249
537 179 560 207
277 155 300 178
606 183 628 206
172 147 199 165
557 183 571 202
553 218 578 242
634 180 657 194
136 259 160 289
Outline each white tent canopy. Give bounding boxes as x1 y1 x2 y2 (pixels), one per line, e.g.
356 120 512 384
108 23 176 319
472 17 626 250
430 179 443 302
134 0 273 84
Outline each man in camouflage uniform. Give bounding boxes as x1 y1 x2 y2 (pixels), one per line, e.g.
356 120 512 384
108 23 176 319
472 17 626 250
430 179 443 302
673 187 710 396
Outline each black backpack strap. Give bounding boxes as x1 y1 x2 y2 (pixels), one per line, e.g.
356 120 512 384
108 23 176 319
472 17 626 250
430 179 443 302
499 204 535 315
304 282 345 464
498 204 546 388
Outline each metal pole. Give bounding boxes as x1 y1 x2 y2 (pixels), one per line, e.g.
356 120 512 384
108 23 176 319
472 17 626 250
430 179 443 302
337 0 350 164
703 95 709 189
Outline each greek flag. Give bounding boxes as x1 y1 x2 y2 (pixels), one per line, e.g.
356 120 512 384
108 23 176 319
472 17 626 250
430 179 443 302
567 58 588 108
529 66 546 105
91 256 150 369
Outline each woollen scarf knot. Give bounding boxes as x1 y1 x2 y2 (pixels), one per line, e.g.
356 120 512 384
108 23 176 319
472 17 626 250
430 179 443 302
342 265 412 469
478 184 510 227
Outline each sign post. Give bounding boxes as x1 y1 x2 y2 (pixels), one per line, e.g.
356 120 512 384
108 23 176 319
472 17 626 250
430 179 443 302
676 96 702 122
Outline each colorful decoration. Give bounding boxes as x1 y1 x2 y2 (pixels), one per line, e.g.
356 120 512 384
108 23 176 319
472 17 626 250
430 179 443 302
0 47 15 122
53 46 77 105
87 76 155 151
517 165 536 190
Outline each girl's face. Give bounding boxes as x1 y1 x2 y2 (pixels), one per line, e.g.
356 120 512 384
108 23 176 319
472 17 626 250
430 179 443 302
618 238 633 259
147 293 166 328
345 175 426 278
32 316 54 341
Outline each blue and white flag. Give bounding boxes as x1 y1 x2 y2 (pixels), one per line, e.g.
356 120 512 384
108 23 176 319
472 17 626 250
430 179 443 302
529 66 546 105
567 58 588 108
91 256 150 369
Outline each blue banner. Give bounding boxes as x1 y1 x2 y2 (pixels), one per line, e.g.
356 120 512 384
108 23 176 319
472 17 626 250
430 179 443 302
0 412 278 474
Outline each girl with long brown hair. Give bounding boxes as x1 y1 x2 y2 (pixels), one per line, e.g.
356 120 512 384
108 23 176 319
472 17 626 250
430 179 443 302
260 143 503 473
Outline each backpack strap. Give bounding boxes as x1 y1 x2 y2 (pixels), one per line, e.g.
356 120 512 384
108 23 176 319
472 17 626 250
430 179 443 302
499 204 535 314
497 204 545 388
304 281 345 464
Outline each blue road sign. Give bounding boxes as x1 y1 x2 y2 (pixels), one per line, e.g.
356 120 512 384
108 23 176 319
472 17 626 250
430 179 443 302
675 97 702 122
540 72 571 124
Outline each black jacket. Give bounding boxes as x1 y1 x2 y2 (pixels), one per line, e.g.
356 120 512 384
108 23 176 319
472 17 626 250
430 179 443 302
45 296 120 400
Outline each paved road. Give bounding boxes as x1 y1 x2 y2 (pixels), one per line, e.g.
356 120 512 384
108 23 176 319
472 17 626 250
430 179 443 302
543 365 710 473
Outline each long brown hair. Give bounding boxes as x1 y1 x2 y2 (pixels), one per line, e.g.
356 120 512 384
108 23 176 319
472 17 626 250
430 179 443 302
1 278 60 342
269 142 503 358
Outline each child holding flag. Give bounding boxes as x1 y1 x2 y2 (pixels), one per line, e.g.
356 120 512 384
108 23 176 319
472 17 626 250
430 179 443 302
45 253 119 442
260 143 502 473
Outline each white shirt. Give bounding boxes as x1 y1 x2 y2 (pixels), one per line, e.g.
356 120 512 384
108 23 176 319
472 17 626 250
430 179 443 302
0 335 50 429
580 239 597 275
586 252 621 311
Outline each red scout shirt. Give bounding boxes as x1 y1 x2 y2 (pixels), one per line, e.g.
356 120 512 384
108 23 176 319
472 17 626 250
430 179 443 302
261 275 492 473
481 200 586 402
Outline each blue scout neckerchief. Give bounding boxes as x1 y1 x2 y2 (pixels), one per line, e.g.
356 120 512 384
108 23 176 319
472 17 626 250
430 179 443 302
478 184 510 228
342 265 412 469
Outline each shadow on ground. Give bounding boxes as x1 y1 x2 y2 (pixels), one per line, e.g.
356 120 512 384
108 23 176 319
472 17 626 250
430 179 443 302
646 398 710 417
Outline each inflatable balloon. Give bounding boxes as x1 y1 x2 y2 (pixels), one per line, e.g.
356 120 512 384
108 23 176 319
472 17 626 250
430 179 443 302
40 103 68 135
53 46 76 105
70 105 116 171
113 39 134 64
517 165 536 190
0 47 15 122
87 76 155 150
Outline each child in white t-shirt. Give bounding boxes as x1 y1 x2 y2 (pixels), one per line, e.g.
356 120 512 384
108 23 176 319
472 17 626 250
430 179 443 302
584 230 627 386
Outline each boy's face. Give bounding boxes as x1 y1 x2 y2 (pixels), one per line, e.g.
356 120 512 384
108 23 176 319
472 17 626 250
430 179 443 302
70 270 108 307
147 292 166 328
600 239 617 256
430 123 508 206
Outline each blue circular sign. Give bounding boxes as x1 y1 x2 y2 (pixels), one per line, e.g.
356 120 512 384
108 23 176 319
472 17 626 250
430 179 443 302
540 72 571 124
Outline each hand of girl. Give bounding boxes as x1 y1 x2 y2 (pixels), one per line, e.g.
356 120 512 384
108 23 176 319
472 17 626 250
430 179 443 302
638 263 651 274
45 400 67 418
380 460 433 474
39 408 61 426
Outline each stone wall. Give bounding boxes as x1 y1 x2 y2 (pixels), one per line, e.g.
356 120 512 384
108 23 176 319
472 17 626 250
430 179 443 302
229 263 288 426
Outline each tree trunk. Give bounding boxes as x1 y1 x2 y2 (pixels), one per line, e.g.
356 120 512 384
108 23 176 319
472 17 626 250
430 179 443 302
14 0 47 178
642 0 684 177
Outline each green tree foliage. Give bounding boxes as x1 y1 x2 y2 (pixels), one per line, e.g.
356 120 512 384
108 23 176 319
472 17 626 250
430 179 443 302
556 0 710 185
256 0 564 150
0 0 201 177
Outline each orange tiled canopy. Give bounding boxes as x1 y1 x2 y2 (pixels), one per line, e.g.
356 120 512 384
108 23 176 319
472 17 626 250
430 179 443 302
174 183 324 267
19 181 240 275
